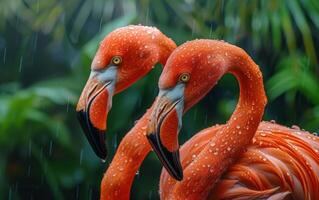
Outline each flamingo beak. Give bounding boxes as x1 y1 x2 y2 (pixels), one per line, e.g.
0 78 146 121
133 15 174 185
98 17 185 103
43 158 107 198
146 84 185 181
76 67 117 160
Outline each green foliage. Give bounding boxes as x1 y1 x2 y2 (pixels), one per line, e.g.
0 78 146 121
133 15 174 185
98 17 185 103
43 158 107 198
0 0 318 199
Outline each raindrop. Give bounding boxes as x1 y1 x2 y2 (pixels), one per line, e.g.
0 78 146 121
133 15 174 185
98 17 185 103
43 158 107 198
32 32 38 53
88 187 93 200
79 149 83 165
113 134 118 150
66 96 70 113
135 170 140 176
3 47 6 64
8 186 12 200
76 185 80 199
99 8 105 32
209 23 213 38
19 56 23 72
270 120 276 124
14 182 19 193
191 19 196 37
145 7 150 25
291 125 300 130
28 140 32 157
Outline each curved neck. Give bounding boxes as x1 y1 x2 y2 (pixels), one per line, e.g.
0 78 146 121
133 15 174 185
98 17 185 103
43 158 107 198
172 46 267 199
226 47 267 148
100 108 153 199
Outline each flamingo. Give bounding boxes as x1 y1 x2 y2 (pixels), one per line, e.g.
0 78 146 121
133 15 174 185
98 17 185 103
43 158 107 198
146 39 319 200
76 25 177 199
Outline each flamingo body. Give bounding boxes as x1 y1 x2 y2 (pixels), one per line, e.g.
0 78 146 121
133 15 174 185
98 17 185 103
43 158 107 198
160 122 319 199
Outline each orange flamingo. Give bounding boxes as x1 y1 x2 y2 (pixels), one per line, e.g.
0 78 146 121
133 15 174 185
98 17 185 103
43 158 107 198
76 25 176 199
146 39 319 199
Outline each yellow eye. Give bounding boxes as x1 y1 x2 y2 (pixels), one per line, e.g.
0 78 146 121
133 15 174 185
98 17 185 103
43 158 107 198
179 73 190 83
111 56 122 65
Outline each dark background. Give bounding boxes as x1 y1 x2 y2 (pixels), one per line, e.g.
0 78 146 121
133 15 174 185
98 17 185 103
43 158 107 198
1 0 318 199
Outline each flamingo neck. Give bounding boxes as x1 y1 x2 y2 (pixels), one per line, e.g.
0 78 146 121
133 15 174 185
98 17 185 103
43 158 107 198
173 46 267 199
221 48 267 154
100 108 152 199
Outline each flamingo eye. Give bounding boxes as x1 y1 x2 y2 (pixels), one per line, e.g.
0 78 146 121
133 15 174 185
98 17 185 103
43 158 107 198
179 73 190 83
111 56 122 65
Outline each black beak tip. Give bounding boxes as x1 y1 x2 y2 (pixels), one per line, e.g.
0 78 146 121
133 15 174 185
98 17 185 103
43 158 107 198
77 110 107 160
147 133 184 181
169 150 183 181
172 150 184 181
175 171 183 181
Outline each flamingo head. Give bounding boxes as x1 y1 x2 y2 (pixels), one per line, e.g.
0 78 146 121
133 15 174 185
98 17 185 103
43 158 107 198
146 40 228 180
76 25 176 159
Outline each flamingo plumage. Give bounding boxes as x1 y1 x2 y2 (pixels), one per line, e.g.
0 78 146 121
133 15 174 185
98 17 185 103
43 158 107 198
146 39 319 200
76 25 176 199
